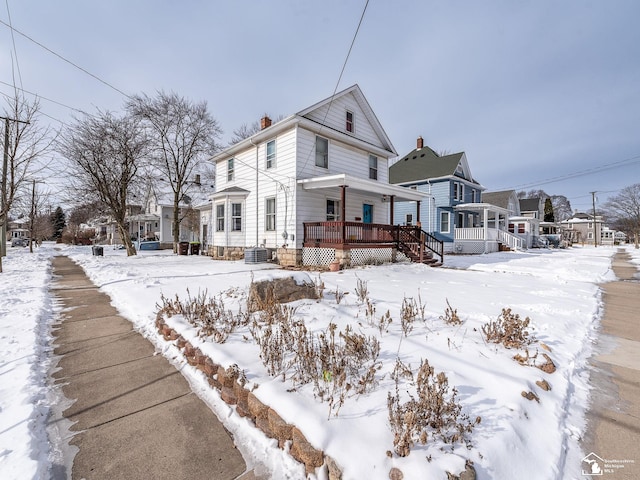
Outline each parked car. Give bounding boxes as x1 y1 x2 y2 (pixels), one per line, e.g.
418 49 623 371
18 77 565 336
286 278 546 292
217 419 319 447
11 237 29 247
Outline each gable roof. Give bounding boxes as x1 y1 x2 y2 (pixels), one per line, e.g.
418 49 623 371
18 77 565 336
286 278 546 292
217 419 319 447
482 190 518 210
212 84 396 162
519 198 541 212
296 84 396 155
389 145 481 187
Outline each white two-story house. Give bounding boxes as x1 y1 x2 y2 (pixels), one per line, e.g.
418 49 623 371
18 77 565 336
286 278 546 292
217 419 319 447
207 84 438 267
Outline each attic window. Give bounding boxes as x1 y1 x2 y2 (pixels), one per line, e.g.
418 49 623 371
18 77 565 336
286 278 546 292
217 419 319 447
412 155 417 159
346 111 354 133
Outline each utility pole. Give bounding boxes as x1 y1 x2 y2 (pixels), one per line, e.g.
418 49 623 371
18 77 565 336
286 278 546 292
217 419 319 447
1 115 30 273
591 191 598 248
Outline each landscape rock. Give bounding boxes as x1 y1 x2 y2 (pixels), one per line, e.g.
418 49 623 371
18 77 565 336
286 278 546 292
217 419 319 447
249 274 318 311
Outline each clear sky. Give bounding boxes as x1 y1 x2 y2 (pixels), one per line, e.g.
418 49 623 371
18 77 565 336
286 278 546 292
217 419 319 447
2 0 639 212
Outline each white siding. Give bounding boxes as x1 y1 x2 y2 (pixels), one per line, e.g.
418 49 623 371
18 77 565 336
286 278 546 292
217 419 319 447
213 128 298 249
296 127 390 182
303 92 383 149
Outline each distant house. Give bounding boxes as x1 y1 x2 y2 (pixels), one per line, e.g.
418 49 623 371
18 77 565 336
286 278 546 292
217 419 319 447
127 176 214 249
481 192 541 248
560 212 612 246
206 84 439 267
7 217 30 242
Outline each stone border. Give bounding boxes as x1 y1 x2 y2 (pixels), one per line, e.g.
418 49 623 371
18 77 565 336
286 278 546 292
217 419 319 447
155 314 342 479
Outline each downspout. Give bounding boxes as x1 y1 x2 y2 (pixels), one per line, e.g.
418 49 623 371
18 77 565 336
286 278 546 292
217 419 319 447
225 194 229 252
250 138 259 247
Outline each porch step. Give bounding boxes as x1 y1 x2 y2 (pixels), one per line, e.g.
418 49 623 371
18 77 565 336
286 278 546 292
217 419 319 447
399 248 441 267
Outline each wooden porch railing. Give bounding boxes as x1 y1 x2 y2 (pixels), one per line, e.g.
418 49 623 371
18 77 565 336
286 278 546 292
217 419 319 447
303 222 444 264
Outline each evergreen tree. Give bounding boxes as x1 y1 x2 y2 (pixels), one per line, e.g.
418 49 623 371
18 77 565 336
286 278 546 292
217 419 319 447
51 206 66 239
544 198 555 222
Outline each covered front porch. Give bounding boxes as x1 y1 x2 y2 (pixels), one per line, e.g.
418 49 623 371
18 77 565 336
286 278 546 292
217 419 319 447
298 174 442 267
453 203 526 253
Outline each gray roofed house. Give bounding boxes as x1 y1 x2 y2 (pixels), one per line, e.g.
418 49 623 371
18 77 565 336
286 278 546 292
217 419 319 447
519 198 543 219
482 190 521 216
389 136 485 251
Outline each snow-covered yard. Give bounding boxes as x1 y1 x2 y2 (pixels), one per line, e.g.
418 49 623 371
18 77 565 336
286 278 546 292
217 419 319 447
1 242 630 479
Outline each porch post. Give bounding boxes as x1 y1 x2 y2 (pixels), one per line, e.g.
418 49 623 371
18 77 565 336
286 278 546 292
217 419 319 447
483 207 489 254
416 200 421 227
390 195 395 225
341 185 346 244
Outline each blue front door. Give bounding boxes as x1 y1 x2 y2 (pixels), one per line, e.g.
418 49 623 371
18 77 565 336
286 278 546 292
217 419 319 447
363 204 373 224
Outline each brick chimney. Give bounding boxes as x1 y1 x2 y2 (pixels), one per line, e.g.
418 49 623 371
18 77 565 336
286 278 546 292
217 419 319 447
260 115 272 130
417 136 424 150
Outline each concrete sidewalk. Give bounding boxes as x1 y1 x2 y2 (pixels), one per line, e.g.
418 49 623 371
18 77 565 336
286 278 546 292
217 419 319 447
49 255 255 480
583 249 640 479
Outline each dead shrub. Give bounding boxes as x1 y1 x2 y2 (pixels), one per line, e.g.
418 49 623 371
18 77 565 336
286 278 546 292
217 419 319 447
440 299 462 326
354 275 369 302
387 358 478 457
400 296 418 336
156 289 245 343
482 308 535 349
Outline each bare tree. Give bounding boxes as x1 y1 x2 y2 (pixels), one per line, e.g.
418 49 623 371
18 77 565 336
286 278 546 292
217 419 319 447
603 183 640 248
127 91 222 251
1 92 56 271
28 180 51 252
58 110 147 256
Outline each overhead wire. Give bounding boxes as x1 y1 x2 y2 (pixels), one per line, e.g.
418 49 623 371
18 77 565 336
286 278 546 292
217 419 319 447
5 0 22 91
298 0 370 176
0 18 131 99
503 153 640 191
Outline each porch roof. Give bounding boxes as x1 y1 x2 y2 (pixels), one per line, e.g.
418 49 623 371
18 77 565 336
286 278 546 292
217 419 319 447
297 174 426 202
455 202 511 215
128 213 160 222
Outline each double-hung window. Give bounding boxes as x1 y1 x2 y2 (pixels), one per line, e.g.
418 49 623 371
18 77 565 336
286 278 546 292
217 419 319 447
227 158 235 181
453 182 464 201
216 204 225 231
315 136 328 168
369 154 378 180
231 203 242 231
326 199 340 221
346 111 354 133
266 140 276 169
440 211 450 233
265 197 276 231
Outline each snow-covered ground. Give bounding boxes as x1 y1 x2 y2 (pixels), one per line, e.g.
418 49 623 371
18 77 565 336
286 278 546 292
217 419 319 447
0 242 632 479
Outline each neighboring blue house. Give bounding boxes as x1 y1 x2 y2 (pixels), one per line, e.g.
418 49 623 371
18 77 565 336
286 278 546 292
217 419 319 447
389 136 485 250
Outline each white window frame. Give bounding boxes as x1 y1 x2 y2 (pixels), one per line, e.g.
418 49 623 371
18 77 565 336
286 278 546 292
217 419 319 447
227 158 235 181
453 182 464 201
216 204 225 232
369 154 378 180
405 213 413 226
326 199 340 221
440 211 450 233
266 140 276 169
265 197 276 231
315 136 328 168
231 203 242 231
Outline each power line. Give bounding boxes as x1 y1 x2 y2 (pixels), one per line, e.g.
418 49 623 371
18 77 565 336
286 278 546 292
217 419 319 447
5 0 23 90
0 18 131 99
298 0 370 176
504 153 640 191
0 80 90 116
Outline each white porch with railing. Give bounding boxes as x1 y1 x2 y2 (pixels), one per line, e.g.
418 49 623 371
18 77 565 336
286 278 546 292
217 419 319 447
454 203 526 254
